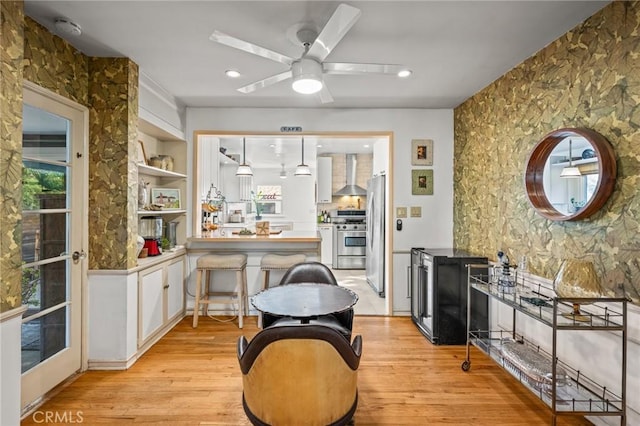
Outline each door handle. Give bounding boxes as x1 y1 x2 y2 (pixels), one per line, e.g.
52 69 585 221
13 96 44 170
72 250 87 263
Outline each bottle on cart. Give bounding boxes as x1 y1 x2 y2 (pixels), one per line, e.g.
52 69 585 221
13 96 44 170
497 251 516 294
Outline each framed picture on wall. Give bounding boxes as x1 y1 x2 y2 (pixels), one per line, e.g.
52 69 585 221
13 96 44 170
151 188 181 209
411 139 433 166
411 169 434 195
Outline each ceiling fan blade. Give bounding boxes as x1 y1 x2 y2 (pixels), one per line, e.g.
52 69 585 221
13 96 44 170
323 62 406 75
318 84 334 104
237 70 293 93
210 30 294 66
305 4 361 62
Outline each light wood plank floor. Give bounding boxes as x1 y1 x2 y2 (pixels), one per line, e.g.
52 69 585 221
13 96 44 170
21 316 593 425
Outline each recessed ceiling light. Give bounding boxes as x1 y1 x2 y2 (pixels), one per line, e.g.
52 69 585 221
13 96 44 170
225 69 241 78
316 144 323 148
54 18 82 37
397 69 412 78
363 144 370 148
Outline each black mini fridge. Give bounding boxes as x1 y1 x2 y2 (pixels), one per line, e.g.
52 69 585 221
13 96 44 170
410 248 488 345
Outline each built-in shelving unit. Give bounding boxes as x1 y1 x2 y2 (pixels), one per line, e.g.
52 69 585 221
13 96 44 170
462 265 626 425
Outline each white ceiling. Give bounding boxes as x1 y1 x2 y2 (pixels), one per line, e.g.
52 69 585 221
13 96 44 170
23 1 609 166
24 1 609 109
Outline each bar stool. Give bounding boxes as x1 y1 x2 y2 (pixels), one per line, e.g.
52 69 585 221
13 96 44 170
257 253 306 328
192 253 248 328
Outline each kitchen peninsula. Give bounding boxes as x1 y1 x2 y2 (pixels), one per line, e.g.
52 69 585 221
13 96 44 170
186 230 321 301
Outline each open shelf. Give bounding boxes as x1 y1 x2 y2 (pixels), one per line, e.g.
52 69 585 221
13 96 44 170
138 164 186 179
467 331 623 415
138 209 187 216
468 275 626 330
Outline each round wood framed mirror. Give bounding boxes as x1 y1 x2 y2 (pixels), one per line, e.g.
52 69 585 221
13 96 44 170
524 128 616 221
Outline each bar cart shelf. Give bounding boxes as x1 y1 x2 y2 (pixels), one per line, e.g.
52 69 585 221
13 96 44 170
462 264 627 425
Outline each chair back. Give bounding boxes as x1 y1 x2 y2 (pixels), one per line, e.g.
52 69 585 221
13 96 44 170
237 325 362 426
279 261 338 286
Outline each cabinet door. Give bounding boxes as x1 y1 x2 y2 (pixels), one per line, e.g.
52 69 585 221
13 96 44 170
317 157 333 203
392 252 412 313
319 226 333 265
139 265 164 344
167 257 185 321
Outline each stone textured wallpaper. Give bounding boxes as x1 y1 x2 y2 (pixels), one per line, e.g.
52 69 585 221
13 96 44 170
88 58 139 270
454 2 640 302
23 18 88 106
0 1 24 312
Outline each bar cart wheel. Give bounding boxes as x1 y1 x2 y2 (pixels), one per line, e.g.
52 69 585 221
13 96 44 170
461 360 470 371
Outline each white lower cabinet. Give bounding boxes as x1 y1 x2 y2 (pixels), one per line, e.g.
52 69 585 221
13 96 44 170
392 251 412 314
138 255 185 348
318 225 333 265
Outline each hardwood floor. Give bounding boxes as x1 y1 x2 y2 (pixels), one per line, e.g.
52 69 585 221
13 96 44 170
21 316 592 425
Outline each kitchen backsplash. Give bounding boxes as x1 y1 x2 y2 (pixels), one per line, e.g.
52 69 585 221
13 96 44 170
317 153 372 213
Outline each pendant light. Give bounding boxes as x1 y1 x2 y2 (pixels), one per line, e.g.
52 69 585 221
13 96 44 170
560 139 581 178
279 163 287 179
236 137 253 176
294 137 312 176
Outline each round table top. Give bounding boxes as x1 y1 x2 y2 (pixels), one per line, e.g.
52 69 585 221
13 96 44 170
251 283 358 319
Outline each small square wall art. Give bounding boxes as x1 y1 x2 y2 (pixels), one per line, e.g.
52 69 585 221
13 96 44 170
411 169 434 195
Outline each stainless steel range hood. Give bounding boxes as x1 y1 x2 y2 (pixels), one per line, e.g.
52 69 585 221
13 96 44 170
334 154 367 196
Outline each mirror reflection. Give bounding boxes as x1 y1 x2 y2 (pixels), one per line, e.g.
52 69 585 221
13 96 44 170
543 136 599 216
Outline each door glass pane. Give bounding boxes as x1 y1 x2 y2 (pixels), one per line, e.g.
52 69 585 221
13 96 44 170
21 258 68 312
21 104 71 373
21 307 69 373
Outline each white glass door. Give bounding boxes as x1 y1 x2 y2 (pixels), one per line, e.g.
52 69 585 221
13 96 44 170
21 83 87 410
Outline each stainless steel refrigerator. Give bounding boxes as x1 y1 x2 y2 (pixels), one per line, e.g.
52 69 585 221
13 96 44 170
366 174 385 296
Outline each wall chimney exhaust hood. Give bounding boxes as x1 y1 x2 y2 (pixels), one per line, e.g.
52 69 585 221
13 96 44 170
334 154 367 196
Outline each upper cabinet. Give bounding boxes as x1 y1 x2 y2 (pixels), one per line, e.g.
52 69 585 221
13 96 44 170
317 156 333 203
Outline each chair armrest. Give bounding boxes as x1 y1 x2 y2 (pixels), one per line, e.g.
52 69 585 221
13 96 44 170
237 336 248 360
351 335 362 358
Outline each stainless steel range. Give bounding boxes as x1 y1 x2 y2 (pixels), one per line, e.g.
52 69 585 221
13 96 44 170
331 209 366 270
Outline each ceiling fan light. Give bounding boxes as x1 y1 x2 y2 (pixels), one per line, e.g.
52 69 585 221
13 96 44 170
292 77 323 94
294 164 312 176
291 58 323 94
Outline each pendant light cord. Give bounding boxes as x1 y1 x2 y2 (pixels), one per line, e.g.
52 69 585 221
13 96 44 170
243 137 246 164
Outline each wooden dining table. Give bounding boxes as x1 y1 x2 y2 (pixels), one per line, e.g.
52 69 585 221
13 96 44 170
251 283 358 323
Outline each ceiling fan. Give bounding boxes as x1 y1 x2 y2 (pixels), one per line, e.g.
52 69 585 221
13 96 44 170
209 3 410 103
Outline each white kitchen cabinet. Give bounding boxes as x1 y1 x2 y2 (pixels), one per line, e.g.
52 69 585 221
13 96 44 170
138 255 185 348
318 225 333 265
316 156 333 203
392 251 411 314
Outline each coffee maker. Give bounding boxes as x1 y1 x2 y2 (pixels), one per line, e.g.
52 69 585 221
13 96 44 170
139 216 163 256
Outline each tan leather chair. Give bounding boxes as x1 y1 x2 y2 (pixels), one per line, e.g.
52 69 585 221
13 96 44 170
237 324 362 426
